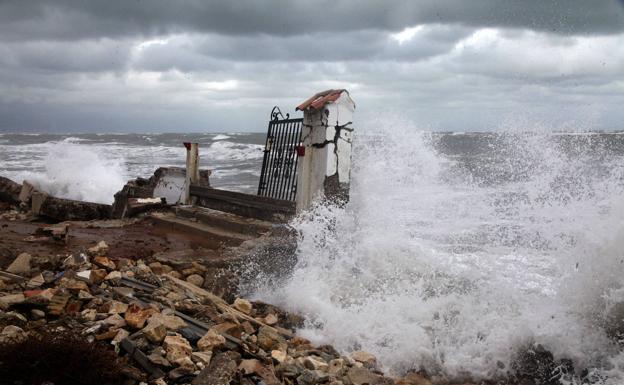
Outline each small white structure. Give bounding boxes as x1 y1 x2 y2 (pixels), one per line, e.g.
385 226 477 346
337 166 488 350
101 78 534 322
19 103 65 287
294 89 355 212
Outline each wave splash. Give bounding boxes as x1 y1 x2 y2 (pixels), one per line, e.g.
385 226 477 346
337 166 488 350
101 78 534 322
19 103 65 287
11 138 127 204
256 123 624 383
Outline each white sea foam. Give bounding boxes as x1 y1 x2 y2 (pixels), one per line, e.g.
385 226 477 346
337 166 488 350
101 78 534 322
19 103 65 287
212 134 231 140
255 123 624 383
203 140 263 162
7 140 127 204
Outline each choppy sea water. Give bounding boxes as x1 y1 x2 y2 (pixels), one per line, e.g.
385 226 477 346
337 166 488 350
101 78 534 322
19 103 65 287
0 132 266 203
3 129 624 383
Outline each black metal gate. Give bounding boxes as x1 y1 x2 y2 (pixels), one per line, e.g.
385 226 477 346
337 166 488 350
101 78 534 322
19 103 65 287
257 107 302 201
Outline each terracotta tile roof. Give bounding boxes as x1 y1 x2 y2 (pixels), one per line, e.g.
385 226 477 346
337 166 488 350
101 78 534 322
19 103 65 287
296 89 349 111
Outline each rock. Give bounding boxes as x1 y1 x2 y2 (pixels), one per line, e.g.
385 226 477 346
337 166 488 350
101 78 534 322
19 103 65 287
186 274 204 287
239 359 281 385
113 286 134 299
149 262 172 275
148 313 187 331
328 359 346 375
351 351 377 367
0 279 5 290
303 356 329 371
168 365 195 380
0 325 27 343
125 303 158 329
101 313 127 329
94 255 116 270
78 290 93 300
164 333 193 364
233 298 252 314
27 274 45 288
142 321 167 343
105 271 122 281
148 352 172 368
112 329 130 346
271 349 288 363
88 240 109 256
264 313 278 325
30 309 46 319
346 367 383 385
257 326 287 352
192 351 213 366
277 361 304 378
107 300 129 314
91 269 108 283
192 351 240 385
211 322 242 339
6 253 32 274
0 293 25 310
81 308 97 322
297 369 330 385
96 329 120 340
60 278 89 292
197 329 226 352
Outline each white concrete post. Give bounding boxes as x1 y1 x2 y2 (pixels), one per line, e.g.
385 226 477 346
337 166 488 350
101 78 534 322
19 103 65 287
295 90 355 212
183 142 199 205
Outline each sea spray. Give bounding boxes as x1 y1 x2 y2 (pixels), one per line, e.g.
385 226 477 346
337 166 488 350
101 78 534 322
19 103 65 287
10 138 127 204
255 125 624 383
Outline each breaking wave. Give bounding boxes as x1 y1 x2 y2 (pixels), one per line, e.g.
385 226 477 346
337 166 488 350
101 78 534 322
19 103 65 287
256 122 624 383
6 139 127 204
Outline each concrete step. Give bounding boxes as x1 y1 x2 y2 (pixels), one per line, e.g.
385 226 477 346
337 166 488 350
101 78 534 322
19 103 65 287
149 212 256 247
174 206 277 237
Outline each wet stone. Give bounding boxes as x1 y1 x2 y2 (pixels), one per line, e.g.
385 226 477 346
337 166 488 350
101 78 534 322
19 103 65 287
192 351 241 385
197 329 226 352
233 298 252 315
6 252 32 275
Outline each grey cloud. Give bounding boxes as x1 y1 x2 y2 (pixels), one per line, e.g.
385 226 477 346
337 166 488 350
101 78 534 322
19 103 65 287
132 25 474 74
0 39 133 73
0 0 623 42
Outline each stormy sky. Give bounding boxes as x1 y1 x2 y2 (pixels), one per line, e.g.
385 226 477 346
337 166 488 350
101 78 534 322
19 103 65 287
0 1 623 133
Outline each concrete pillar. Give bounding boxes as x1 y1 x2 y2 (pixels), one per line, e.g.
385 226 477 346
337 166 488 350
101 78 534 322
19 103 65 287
183 142 199 205
295 89 355 212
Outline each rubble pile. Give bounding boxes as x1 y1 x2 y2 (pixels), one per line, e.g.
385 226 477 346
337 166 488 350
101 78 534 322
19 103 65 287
0 240 444 385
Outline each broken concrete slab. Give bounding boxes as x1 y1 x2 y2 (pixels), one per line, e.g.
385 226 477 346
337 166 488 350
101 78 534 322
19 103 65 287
37 195 111 221
0 176 21 204
18 180 36 203
31 191 49 216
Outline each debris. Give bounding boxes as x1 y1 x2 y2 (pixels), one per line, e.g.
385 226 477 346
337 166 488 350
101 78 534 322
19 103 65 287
6 252 32 275
186 273 205 287
233 297 253 314
197 329 226 351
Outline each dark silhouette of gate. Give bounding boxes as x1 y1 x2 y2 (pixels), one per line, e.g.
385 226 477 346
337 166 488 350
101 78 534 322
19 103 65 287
257 107 302 201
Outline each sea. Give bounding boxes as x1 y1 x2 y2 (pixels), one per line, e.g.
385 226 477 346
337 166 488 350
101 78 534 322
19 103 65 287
2 129 624 383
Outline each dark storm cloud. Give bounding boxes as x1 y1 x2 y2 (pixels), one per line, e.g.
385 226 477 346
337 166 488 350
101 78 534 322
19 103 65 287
0 0 623 41
0 0 623 133
131 25 474 74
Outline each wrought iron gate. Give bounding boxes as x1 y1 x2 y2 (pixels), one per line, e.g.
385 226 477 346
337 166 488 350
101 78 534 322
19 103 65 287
257 107 302 201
